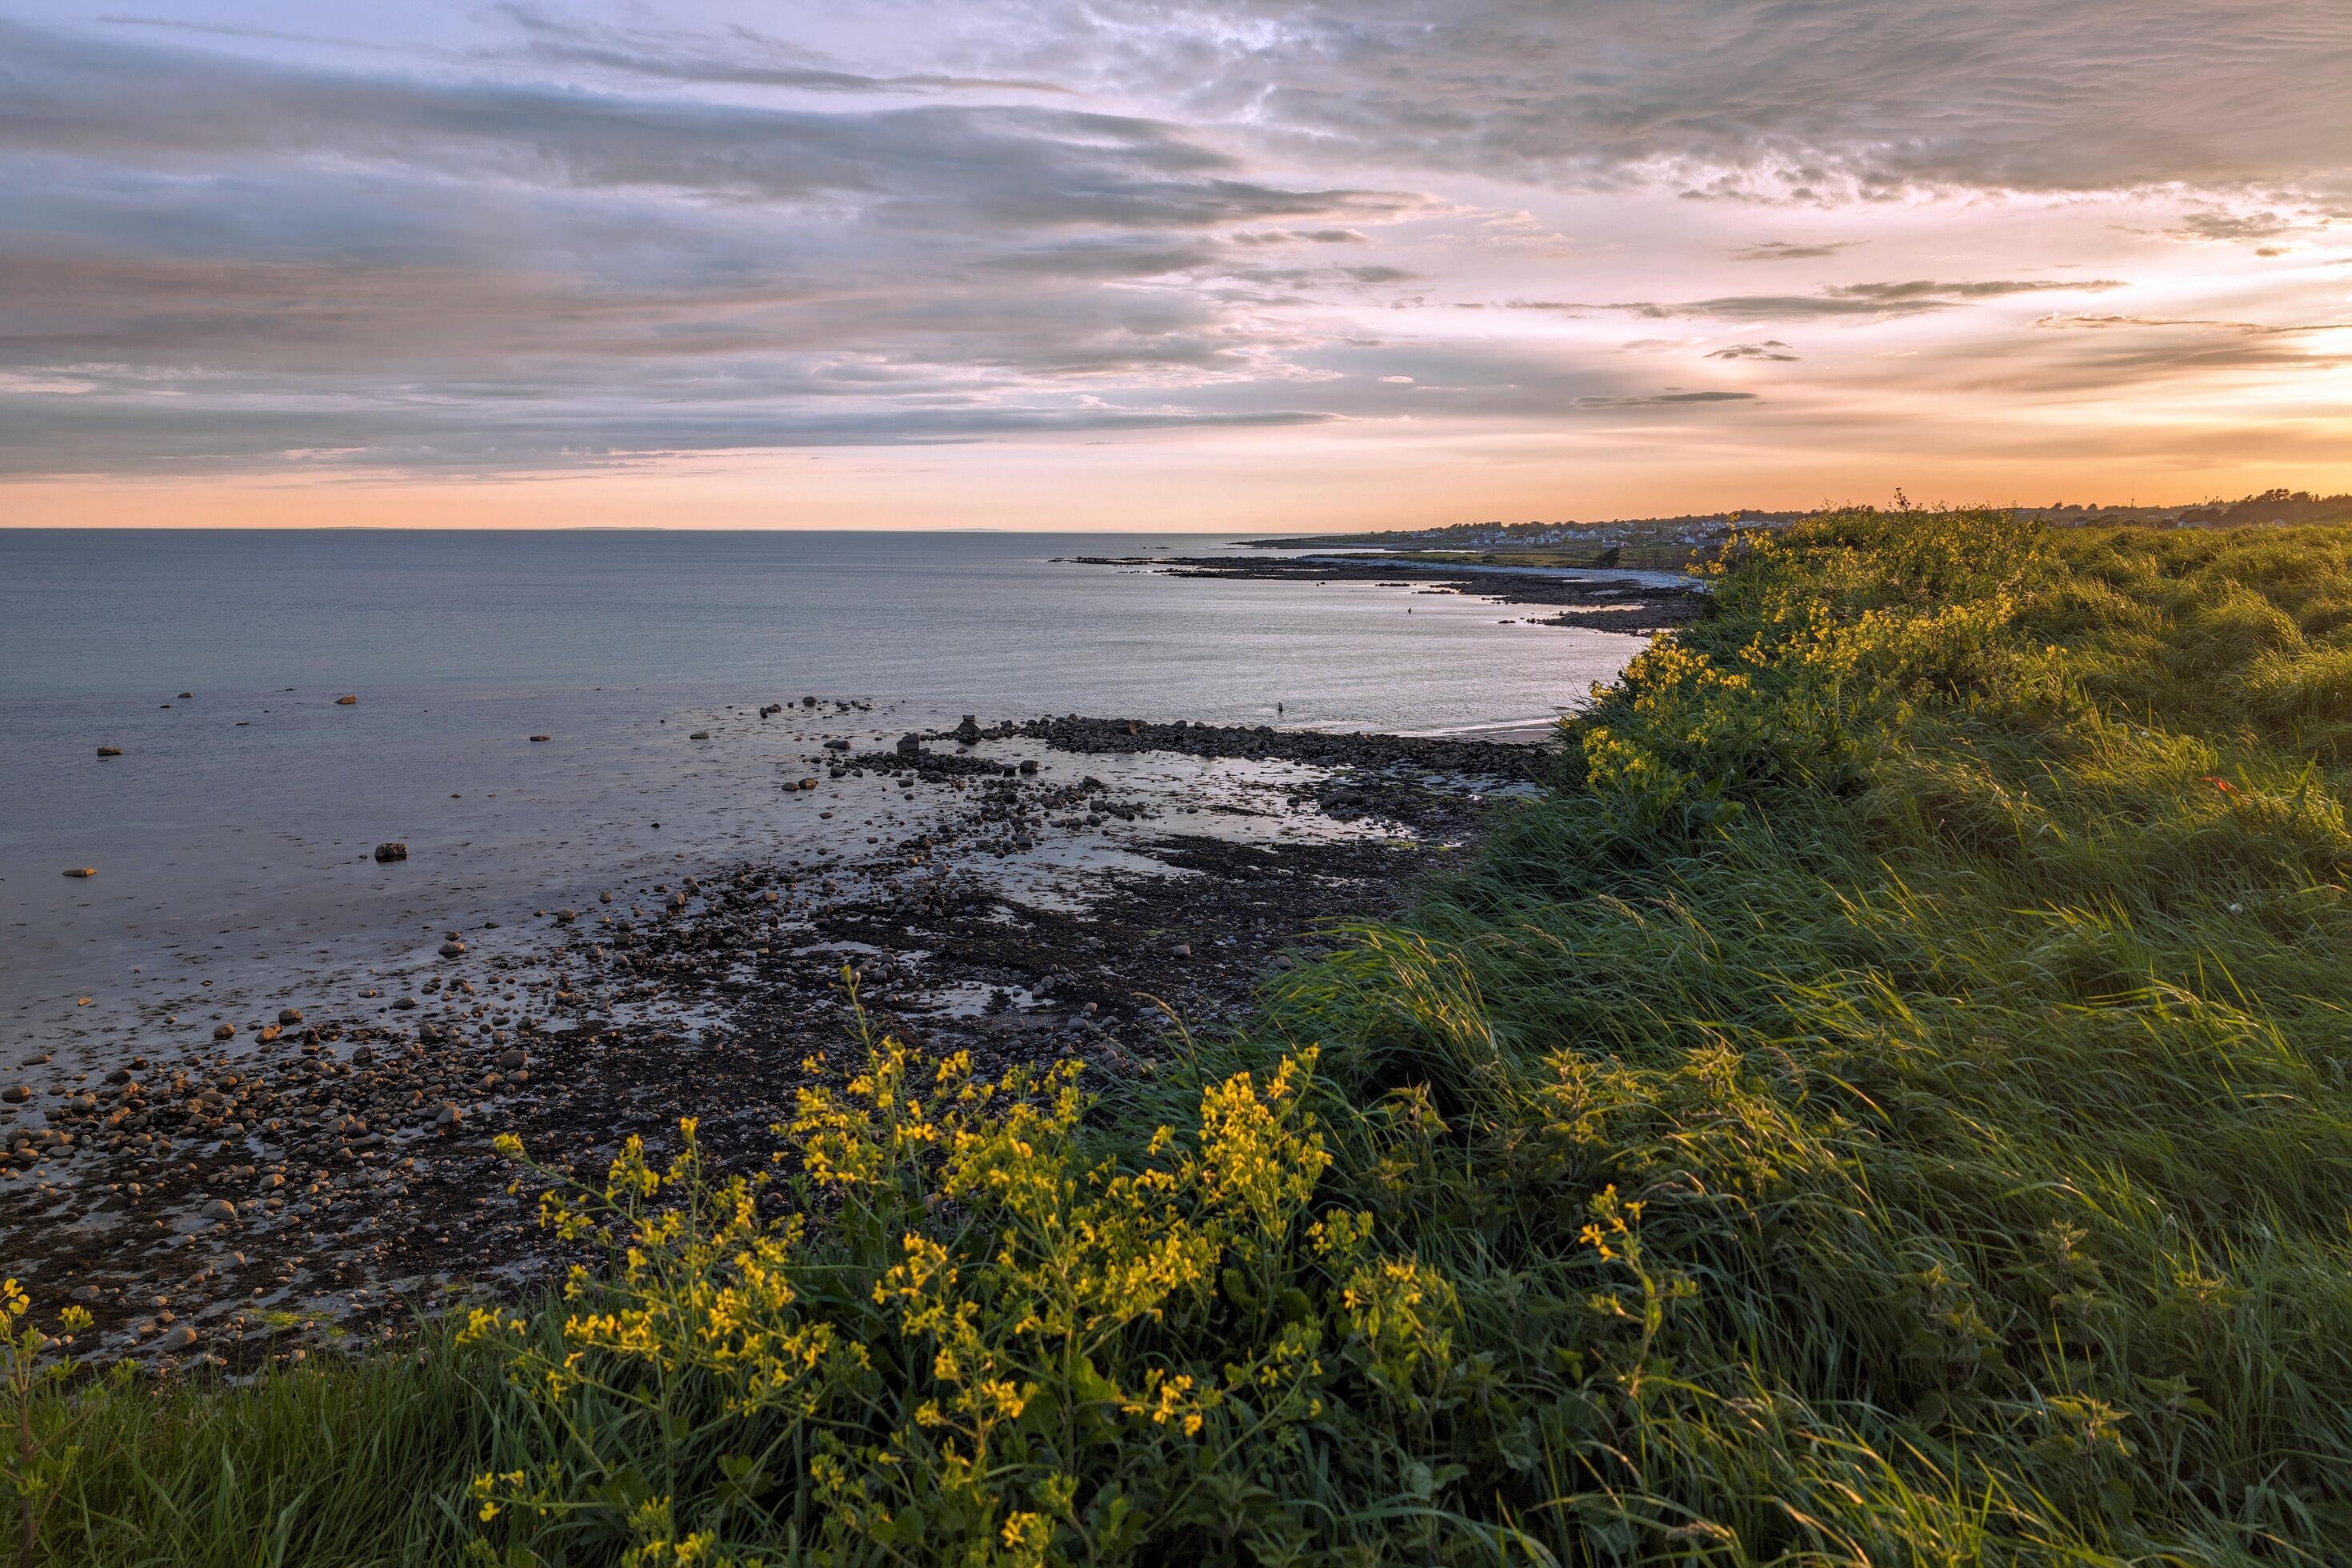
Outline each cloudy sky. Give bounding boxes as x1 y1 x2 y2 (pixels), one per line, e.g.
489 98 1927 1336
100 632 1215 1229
3 1 2349 528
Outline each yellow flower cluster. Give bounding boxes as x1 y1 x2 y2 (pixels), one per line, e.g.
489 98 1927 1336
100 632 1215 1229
465 1027 1480 1562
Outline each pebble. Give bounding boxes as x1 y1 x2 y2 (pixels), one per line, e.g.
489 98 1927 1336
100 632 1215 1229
201 1198 236 1222
439 940 467 958
530 734 551 742
336 694 358 705
2 1086 28 1104
97 746 123 757
435 1102 463 1128
375 842 409 862
690 730 712 741
157 1324 198 1354
213 1023 236 1041
279 1008 305 1024
63 867 96 878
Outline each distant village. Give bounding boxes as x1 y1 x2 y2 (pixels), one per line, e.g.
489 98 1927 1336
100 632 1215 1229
1263 489 2352 554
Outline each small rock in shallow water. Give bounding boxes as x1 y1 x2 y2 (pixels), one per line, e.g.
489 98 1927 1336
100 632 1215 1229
201 1198 236 1222
279 1008 304 1024
438 940 466 958
97 746 122 757
1 1086 29 1104
157 1324 198 1354
335 694 357 705
212 1023 236 1041
62 867 95 878
690 730 711 741
374 842 408 862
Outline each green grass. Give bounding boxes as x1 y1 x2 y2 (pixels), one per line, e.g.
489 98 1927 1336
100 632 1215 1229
12 511 2352 1563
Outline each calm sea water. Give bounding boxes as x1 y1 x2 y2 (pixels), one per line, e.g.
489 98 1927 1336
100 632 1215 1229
1 529 1642 1054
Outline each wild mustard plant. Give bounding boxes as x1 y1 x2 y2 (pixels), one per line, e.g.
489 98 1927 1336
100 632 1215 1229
3 1281 99 1568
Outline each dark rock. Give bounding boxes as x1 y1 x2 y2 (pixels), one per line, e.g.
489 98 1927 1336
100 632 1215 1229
374 842 409 862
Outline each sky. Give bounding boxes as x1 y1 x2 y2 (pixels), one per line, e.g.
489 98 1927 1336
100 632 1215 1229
2 1 2349 530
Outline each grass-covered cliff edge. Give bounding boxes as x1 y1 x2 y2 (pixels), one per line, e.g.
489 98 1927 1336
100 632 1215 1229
11 511 2352 1565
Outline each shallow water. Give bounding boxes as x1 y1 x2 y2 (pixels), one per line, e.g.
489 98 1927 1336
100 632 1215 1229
1 529 1638 1060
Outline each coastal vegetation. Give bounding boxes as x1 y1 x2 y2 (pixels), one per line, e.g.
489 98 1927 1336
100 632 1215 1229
12 510 2352 1563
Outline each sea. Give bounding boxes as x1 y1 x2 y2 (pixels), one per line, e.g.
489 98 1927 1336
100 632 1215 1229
1 529 1644 1061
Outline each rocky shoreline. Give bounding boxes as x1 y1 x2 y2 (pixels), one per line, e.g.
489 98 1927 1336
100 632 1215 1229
1066 553 1710 635
2 714 1547 1370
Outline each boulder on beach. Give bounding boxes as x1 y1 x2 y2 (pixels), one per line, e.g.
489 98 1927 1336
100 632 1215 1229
954 715 982 744
374 842 408 862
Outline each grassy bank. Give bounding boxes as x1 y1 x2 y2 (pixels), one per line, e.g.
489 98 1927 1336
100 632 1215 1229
11 512 2352 1564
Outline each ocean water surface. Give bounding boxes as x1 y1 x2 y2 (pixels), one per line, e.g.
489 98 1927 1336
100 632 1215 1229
1 529 1642 1057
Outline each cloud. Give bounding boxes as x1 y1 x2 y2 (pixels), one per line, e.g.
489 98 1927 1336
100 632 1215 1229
2037 314 2352 337
0 22 1418 231
2 6 2346 489
994 0 2352 205
0 18 1439 475
1626 278 2127 322
490 4 1075 96
2166 207 2297 242
1733 241 1862 261
1570 390 1759 408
